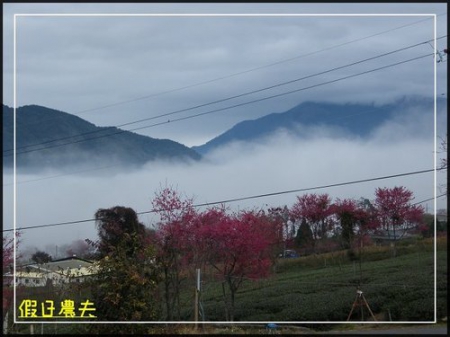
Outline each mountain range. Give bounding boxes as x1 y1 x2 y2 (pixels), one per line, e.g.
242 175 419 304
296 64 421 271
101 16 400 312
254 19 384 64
192 95 446 155
3 95 445 172
2 104 201 172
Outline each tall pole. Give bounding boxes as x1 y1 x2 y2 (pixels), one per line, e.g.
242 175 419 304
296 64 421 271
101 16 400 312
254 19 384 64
194 268 200 328
194 288 198 327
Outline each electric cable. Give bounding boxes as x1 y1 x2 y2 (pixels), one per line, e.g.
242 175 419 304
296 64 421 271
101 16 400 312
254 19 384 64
16 14 446 119
2 167 445 233
5 35 446 156
4 48 438 157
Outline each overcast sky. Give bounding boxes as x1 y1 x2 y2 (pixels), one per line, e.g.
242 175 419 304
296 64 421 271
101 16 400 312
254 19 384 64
2 3 448 253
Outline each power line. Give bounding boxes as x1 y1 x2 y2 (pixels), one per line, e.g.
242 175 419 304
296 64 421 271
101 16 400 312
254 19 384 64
4 37 428 155
8 35 445 155
413 193 448 206
11 16 447 141
3 167 445 233
62 14 448 117
100 37 447 131
154 168 444 213
10 17 446 141
4 43 440 157
130 54 433 132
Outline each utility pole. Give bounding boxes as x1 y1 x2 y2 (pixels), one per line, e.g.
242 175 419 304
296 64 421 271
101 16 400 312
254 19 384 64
194 268 200 329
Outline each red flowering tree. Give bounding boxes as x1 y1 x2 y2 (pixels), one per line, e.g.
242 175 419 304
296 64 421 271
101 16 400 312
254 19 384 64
195 208 274 321
332 198 372 250
330 197 380 283
2 232 18 276
374 186 424 257
3 231 21 333
151 187 196 320
290 193 334 253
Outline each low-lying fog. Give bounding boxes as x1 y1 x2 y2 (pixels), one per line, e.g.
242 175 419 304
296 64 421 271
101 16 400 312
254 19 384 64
3 107 447 258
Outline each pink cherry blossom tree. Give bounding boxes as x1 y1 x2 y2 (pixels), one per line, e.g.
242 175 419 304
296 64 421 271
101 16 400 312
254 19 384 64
290 193 334 253
194 208 275 321
151 186 196 320
374 186 424 257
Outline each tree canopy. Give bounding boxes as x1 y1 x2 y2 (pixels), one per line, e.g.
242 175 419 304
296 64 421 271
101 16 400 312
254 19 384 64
31 250 52 264
87 206 160 333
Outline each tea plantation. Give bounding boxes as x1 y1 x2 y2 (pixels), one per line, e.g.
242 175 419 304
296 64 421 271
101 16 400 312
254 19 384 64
180 236 447 323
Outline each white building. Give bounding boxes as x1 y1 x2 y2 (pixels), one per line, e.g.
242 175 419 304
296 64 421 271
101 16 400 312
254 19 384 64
3 256 98 288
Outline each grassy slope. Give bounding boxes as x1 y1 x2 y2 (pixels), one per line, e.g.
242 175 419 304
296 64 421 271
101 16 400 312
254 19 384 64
187 237 447 323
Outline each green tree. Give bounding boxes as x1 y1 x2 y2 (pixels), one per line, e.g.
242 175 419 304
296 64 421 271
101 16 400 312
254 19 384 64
87 206 161 333
266 206 289 270
421 212 447 237
295 218 313 253
31 250 52 264
421 213 435 238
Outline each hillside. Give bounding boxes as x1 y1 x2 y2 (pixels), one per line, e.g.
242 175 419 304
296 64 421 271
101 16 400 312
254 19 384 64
2 104 201 172
192 96 445 155
180 237 447 323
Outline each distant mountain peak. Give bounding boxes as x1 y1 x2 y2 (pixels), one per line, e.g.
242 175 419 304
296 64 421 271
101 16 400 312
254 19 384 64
3 104 201 173
192 96 445 155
